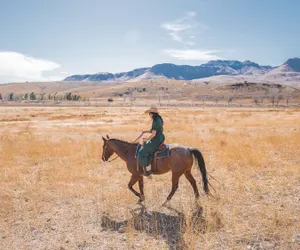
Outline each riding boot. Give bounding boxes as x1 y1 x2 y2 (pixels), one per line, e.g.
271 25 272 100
143 166 152 177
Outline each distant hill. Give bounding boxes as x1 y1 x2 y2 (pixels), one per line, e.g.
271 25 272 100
191 58 300 87
1 58 299 101
255 57 300 86
63 60 275 82
285 58 300 72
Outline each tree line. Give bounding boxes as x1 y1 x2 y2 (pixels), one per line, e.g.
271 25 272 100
0 92 84 102
195 93 296 107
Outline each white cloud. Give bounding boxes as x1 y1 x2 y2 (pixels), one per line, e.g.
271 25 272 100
160 11 203 46
163 49 221 61
161 12 221 62
170 32 183 42
0 51 61 83
161 22 194 32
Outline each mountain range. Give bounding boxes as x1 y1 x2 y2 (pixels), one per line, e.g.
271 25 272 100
63 58 300 85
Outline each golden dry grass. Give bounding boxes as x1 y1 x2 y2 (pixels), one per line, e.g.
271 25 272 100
0 106 300 250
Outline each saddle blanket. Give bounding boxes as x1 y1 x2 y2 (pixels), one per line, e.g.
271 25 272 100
135 144 170 159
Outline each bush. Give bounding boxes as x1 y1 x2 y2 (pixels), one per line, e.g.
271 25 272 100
107 98 113 102
30 92 37 100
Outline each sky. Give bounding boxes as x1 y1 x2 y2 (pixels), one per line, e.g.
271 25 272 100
0 0 299 83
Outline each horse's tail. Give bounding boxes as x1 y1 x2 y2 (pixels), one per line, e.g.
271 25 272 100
190 148 209 194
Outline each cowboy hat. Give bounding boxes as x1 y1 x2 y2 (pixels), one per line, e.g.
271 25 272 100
144 105 159 114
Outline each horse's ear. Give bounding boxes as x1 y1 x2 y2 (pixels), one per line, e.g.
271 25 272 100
106 134 110 139
102 136 106 141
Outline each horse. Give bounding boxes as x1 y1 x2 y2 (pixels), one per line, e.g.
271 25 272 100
101 135 209 205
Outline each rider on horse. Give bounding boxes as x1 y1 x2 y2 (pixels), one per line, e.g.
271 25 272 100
138 106 165 176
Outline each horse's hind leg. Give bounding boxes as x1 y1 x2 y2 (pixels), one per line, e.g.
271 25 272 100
162 172 183 206
128 174 142 200
184 170 199 199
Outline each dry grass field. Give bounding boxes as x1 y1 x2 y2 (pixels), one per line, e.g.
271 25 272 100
0 106 300 249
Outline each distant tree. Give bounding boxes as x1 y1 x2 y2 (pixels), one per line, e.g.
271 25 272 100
30 92 37 100
15 95 21 101
107 98 113 102
24 93 28 100
285 94 293 107
198 95 207 105
164 93 170 106
54 92 58 101
40 93 46 100
157 93 162 105
9 93 13 101
269 86 280 107
275 95 284 106
157 89 165 105
215 96 221 105
48 94 52 100
129 91 137 105
72 95 81 101
65 92 72 101
227 95 234 105
16 94 22 101
0 93 2 100
270 95 276 107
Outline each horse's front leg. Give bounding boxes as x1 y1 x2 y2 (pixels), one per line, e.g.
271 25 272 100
128 174 142 200
138 177 145 202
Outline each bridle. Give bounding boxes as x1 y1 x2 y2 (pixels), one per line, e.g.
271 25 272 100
102 133 143 163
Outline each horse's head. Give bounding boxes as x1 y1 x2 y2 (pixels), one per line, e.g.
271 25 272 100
102 135 114 162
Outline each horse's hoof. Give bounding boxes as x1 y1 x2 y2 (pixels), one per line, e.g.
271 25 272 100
138 195 145 203
161 200 169 207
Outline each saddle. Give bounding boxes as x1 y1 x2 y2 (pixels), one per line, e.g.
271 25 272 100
135 142 170 174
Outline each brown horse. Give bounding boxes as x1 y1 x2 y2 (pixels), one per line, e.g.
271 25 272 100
101 135 209 205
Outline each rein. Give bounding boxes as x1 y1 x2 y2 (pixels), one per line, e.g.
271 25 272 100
104 133 143 163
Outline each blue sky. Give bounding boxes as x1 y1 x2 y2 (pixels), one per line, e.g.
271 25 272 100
0 0 299 82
